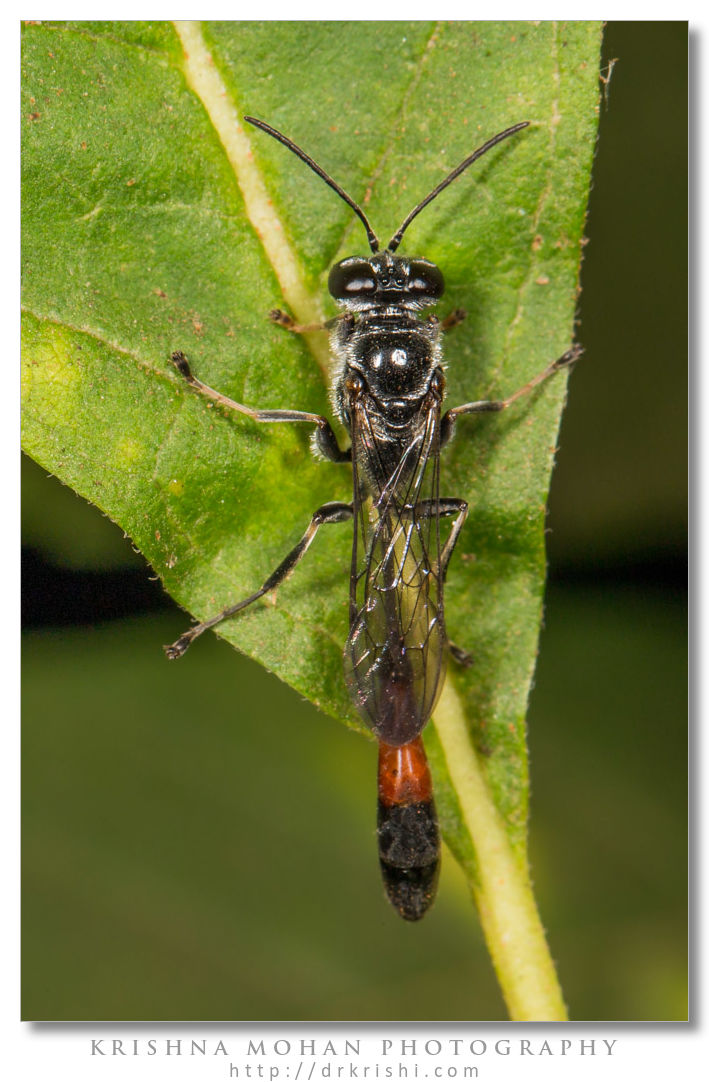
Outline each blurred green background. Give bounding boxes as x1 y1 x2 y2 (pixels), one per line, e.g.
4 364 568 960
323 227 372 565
22 21 687 1021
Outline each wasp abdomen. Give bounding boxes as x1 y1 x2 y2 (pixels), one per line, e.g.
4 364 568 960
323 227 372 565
377 738 440 921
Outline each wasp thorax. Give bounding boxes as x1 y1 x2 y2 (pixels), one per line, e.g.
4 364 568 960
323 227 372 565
355 337 433 402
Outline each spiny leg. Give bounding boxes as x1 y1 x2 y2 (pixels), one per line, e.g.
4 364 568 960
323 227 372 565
170 350 350 463
409 496 469 579
409 496 472 666
448 641 473 668
440 308 466 332
269 309 343 334
441 344 583 445
427 309 466 333
164 501 353 659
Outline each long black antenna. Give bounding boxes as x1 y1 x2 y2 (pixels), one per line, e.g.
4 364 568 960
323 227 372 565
387 121 529 252
243 116 381 253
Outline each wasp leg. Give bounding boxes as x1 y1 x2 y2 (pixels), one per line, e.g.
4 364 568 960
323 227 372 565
408 497 472 667
432 499 472 664
440 308 466 332
426 309 465 332
436 498 469 579
410 497 469 579
164 501 353 659
269 309 342 334
440 344 583 446
170 351 351 463
448 641 473 668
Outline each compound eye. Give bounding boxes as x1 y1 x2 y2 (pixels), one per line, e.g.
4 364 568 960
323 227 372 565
329 259 377 300
408 260 445 299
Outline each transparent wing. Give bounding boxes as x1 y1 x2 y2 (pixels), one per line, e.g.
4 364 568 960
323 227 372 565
343 398 447 746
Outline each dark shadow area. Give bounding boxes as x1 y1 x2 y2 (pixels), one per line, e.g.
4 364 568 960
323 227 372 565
21 547 175 629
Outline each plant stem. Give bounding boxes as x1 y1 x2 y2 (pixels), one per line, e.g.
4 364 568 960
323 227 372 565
434 679 568 1021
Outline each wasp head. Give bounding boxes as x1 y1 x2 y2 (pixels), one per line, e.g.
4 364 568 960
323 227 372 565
328 251 445 311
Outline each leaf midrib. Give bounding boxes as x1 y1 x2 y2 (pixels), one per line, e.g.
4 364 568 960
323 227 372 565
174 20 330 375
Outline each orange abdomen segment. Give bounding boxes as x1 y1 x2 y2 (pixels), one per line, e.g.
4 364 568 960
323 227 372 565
378 738 434 805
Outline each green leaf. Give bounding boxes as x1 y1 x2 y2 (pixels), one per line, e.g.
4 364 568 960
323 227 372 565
22 20 601 1018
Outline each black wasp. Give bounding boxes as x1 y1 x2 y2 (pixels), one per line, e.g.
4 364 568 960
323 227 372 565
165 116 580 921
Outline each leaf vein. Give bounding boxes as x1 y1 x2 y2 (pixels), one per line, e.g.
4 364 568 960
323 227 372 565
30 21 177 61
